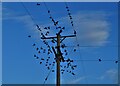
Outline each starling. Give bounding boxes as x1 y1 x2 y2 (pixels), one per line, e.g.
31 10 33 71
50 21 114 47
52 70 54 72
115 61 118 63
37 3 40 5
74 49 76 52
41 58 44 60
77 44 79 47
48 10 50 13
74 30 76 34
36 48 39 51
66 6 68 9
72 72 75 75
99 59 102 62
47 67 50 70
36 57 39 59
40 62 42 64
38 51 40 53
40 47 43 50
34 54 36 57
32 43 36 46
28 35 31 38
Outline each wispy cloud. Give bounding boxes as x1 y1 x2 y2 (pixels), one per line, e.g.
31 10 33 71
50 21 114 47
3 5 111 46
98 69 118 84
67 76 86 84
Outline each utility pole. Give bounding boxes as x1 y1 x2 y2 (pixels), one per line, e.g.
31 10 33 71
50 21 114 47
41 30 76 86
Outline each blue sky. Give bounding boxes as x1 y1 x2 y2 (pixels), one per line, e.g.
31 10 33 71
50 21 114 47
2 2 118 84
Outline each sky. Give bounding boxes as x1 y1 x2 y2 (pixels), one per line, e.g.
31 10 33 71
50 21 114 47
1 2 119 85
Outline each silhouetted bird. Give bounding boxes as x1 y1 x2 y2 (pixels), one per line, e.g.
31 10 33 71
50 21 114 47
49 16 52 19
41 58 44 60
32 43 36 46
58 26 61 28
77 44 79 47
62 27 65 30
47 67 50 70
72 24 73 26
68 13 71 15
64 66 66 68
99 59 102 62
48 57 50 59
53 62 55 64
61 72 64 74
37 3 40 5
52 70 54 72
72 72 75 75
74 49 76 52
49 63 51 65
38 51 40 53
71 21 73 24
45 64 47 66
51 40 55 43
28 35 31 38
36 48 39 51
46 59 49 61
61 44 66 48
66 6 68 9
48 10 50 13
65 52 68 56
64 50 67 52
44 27 47 29
115 61 118 63
67 9 69 11
34 54 36 57
45 77 47 81
40 62 42 64
36 57 39 59
40 47 43 50
48 27 50 29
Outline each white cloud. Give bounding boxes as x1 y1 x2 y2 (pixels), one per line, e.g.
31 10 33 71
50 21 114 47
55 11 110 46
98 69 118 84
3 5 111 47
67 76 86 84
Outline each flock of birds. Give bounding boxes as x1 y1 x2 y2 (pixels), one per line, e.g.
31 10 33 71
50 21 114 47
27 2 119 83
27 3 79 76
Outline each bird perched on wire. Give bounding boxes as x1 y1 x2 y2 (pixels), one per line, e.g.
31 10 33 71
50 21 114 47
37 3 40 5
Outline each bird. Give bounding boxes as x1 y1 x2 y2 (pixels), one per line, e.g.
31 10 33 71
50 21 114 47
72 24 74 26
44 27 47 29
28 35 31 38
36 57 39 59
52 70 54 72
49 63 51 65
72 72 75 75
40 47 43 50
65 52 68 56
74 49 76 52
77 44 79 47
64 50 67 52
61 72 64 74
66 6 68 9
37 3 40 5
67 9 69 11
48 10 50 13
68 13 71 15
62 27 65 30
32 43 36 46
48 27 50 29
41 58 44 60
45 64 47 66
48 57 50 59
47 67 50 70
40 62 42 64
115 61 118 63
34 54 36 57
36 48 39 51
51 40 55 43
99 59 102 62
49 16 52 19
45 77 47 81
71 21 73 24
38 51 40 53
